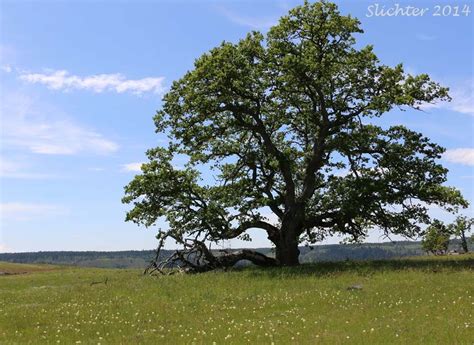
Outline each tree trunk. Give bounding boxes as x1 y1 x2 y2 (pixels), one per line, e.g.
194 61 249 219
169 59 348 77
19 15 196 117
275 220 301 266
276 240 300 266
460 230 469 253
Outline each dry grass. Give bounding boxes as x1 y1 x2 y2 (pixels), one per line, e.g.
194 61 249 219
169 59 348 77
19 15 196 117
0 261 61 275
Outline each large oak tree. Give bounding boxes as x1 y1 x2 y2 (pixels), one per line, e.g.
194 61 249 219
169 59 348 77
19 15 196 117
123 1 467 271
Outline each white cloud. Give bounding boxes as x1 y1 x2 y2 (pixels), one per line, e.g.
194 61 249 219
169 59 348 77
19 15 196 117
449 81 474 115
0 157 21 176
1 65 12 73
121 162 144 172
443 148 474 166
0 202 67 221
1 92 119 155
19 70 166 95
0 156 54 179
421 79 474 116
218 7 277 29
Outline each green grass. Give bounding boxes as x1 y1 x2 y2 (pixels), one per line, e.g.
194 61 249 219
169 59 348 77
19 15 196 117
0 255 473 344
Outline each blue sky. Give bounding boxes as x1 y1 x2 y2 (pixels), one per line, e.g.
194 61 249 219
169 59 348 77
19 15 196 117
0 0 472 252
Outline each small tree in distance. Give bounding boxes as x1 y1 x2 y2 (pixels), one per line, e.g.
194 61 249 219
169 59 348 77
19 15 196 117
448 215 473 253
421 220 451 255
123 1 467 272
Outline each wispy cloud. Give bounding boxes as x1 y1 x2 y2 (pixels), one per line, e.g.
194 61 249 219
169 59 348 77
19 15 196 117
449 80 474 115
1 92 119 155
421 79 474 116
19 69 166 95
0 156 55 179
218 7 278 29
1 65 12 73
0 157 23 176
0 202 68 221
121 162 144 172
416 33 436 41
443 148 474 166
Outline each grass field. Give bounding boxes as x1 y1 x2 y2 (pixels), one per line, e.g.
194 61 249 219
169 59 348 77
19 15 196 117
0 255 473 344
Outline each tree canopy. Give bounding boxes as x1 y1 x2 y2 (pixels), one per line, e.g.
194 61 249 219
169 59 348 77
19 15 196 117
123 1 467 271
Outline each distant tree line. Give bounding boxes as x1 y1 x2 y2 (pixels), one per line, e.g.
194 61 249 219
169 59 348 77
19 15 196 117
1 240 472 269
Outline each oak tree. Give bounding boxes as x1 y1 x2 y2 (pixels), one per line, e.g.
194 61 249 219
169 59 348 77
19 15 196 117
123 1 467 271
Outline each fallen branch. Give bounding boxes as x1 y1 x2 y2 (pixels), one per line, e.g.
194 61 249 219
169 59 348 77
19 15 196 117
145 237 277 274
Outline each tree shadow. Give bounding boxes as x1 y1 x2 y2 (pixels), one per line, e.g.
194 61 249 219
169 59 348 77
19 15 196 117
238 255 474 279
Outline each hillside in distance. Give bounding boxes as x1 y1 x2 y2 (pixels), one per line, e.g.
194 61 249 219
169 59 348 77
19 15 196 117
1 240 471 269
